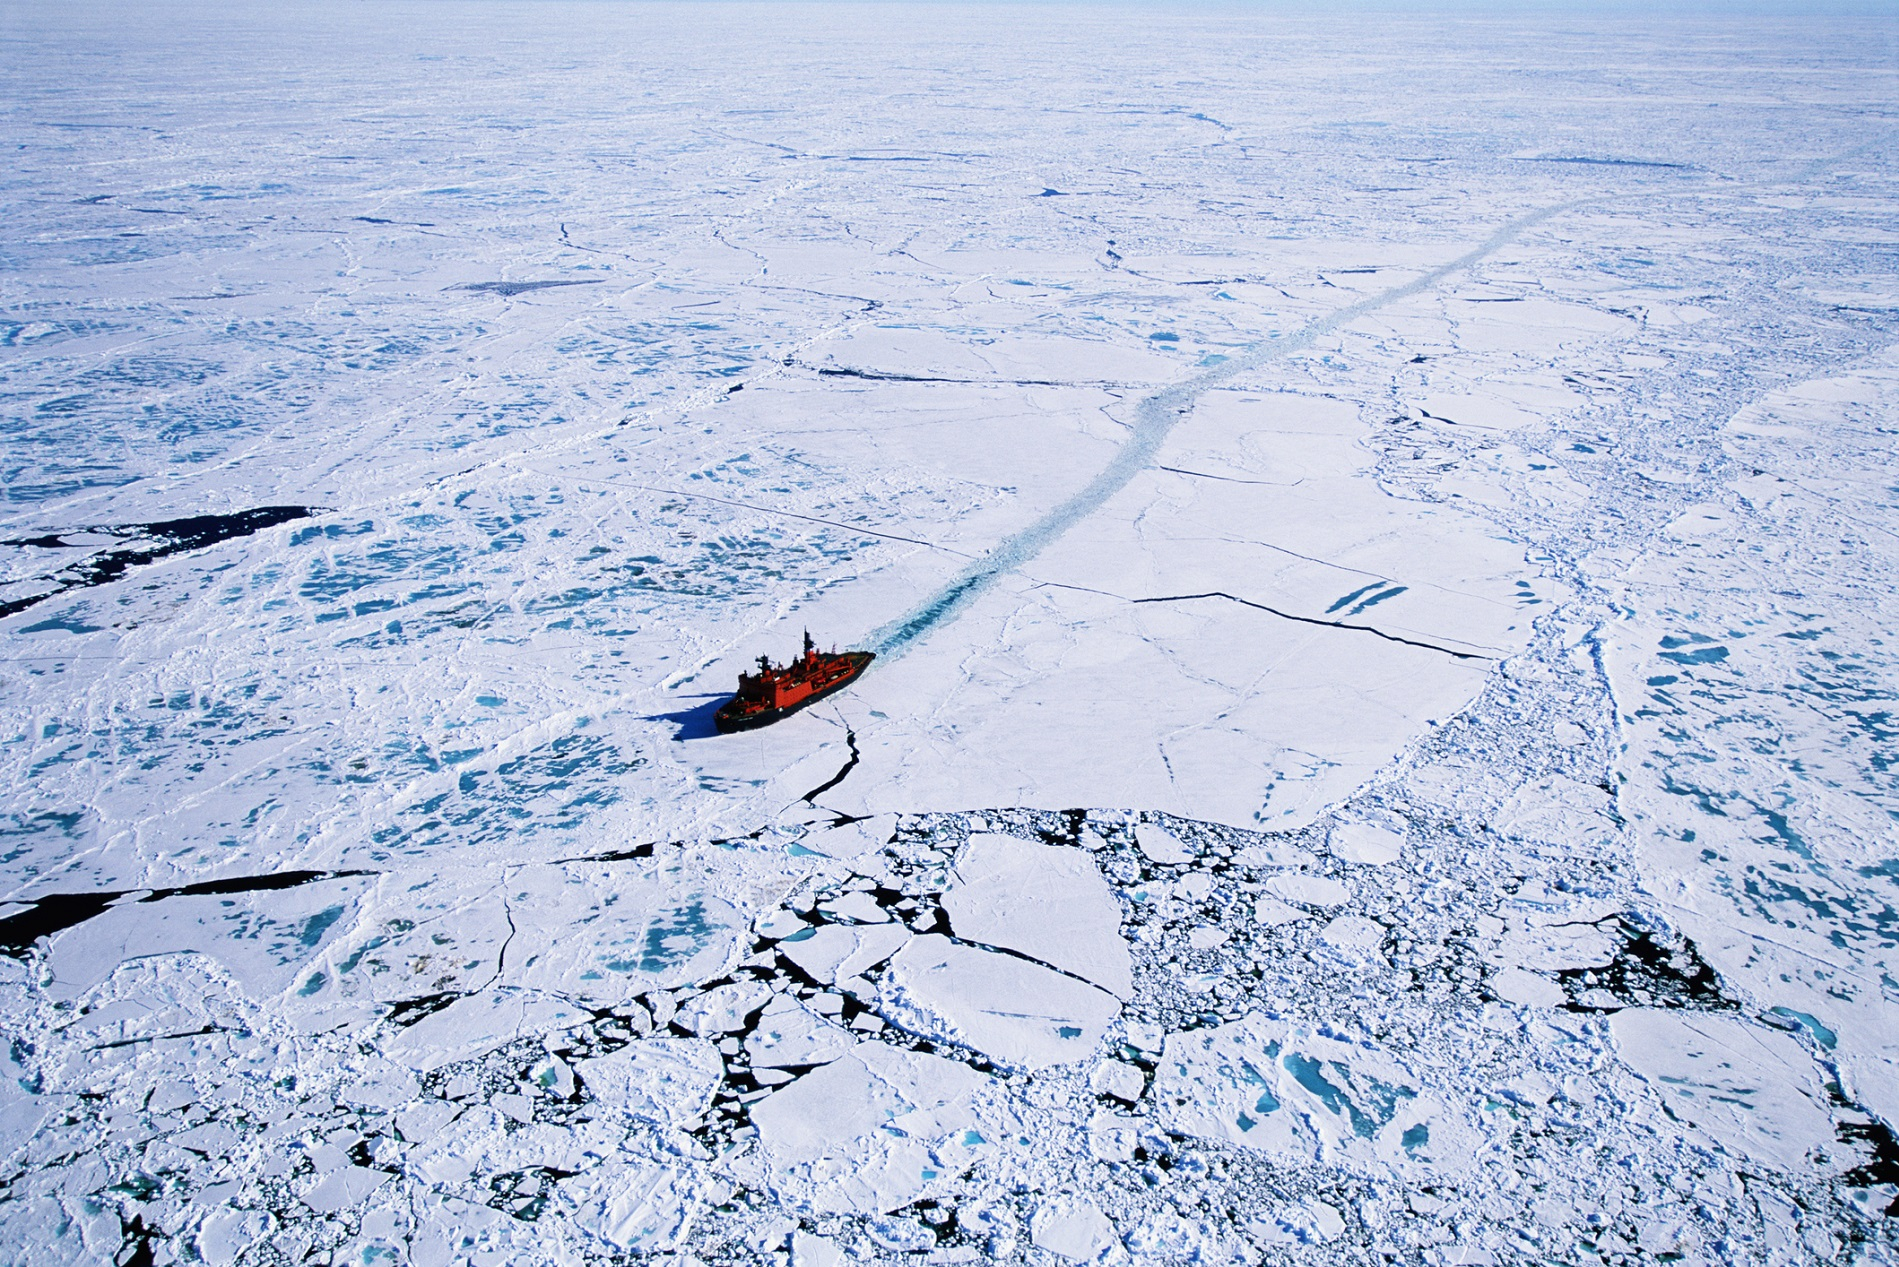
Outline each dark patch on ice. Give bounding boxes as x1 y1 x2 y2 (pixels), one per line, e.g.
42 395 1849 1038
1134 591 1494 661
119 1213 157 1267
1836 1117 1899 1214
384 993 460 1027
0 505 317 620
1556 917 1734 1013
801 728 860 803
0 867 372 956
456 280 604 297
93 1025 226 1051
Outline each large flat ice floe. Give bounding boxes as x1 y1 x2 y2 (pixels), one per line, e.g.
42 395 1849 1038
2 3 1897 1264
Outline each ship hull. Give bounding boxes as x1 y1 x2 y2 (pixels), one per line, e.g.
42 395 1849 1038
714 651 875 733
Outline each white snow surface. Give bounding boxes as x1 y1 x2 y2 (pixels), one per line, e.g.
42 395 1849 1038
1 3 1896 1264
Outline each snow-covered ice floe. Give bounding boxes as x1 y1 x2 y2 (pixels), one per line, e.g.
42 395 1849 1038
2 3 1896 1263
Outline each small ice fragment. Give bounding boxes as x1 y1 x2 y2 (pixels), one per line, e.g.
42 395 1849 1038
676 980 773 1034
1265 874 1350 907
491 1092 533 1123
756 908 810 939
1318 915 1384 957
811 816 889 858
1253 897 1309 926
780 923 911 984
818 891 890 924
1188 926 1229 951
1136 822 1193 863
1490 967 1566 1009
880 935 1120 1069
299 1165 389 1214
1123 1020 1164 1056
793 1231 845 1266
1330 821 1404 866
1030 1200 1117 1262
1310 1202 1346 1241
943 834 1132 998
1090 1059 1146 1102
1176 871 1214 900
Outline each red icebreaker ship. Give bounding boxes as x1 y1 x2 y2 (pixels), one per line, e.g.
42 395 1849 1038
714 632 874 733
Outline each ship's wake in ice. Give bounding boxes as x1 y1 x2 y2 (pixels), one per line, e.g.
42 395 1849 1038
865 201 1582 663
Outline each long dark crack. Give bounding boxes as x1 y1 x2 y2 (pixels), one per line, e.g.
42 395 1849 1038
1132 590 1498 660
0 868 375 956
1 506 318 620
801 728 861 803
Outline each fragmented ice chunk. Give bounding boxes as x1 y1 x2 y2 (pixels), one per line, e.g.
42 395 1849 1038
564 1163 700 1253
815 890 890 924
944 833 1133 999
1318 915 1385 959
574 1037 724 1129
1090 1059 1147 1102
1135 822 1194 864
791 1231 846 1266
1330 820 1405 865
1610 1009 1836 1173
1481 917 1615 972
675 980 774 1034
1264 873 1350 908
805 816 890 859
1030 1200 1117 1262
385 988 589 1072
1188 926 1230 951
779 922 911 985
879 934 1120 1070
750 1041 990 1214
746 994 855 1069
1253 897 1309 927
1154 1011 1479 1177
1489 966 1567 1009
300 1164 390 1215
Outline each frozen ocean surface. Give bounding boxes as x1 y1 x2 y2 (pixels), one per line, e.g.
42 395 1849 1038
0 2 1896 1263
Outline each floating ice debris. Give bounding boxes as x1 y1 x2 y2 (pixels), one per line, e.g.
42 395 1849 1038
1489 966 1567 1009
1263 873 1349 907
1610 1010 1837 1174
750 1041 988 1214
1135 822 1194 864
1030 1199 1117 1262
880 935 1120 1069
746 994 855 1068
1330 819 1405 865
1154 1012 1478 1176
575 1037 725 1130
943 833 1133 998
1317 914 1384 958
778 922 910 985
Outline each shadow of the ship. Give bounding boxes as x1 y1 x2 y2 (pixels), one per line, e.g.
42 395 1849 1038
648 694 728 742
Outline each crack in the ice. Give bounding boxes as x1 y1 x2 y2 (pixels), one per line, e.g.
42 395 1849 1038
800 727 861 804
1132 591 1498 661
1156 464 1305 488
0 506 319 621
0 868 376 956
814 366 1116 388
